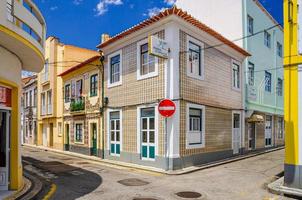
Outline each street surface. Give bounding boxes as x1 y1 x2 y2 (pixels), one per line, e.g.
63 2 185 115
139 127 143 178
22 147 292 200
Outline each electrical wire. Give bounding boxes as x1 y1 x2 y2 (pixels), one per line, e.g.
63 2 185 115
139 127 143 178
23 22 294 76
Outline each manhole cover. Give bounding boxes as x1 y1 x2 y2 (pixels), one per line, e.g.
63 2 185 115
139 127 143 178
133 198 158 200
176 191 202 199
118 178 149 186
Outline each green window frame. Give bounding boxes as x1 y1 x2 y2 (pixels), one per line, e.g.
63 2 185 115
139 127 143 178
65 84 71 102
90 74 98 97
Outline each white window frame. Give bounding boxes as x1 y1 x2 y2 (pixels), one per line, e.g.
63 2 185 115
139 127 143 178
136 104 158 160
186 35 205 81
265 115 273 147
107 50 123 88
277 78 283 96
46 89 52 115
107 109 123 156
74 121 84 144
41 92 46 116
277 42 283 57
186 103 205 149
232 59 241 91
136 38 159 80
264 31 271 48
58 122 62 137
277 117 284 139
247 15 254 34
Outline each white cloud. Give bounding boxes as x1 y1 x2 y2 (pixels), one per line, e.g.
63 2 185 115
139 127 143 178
95 0 123 16
73 0 83 5
144 7 166 18
164 0 176 6
50 6 58 11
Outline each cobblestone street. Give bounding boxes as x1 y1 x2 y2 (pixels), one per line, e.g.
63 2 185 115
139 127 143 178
22 146 290 200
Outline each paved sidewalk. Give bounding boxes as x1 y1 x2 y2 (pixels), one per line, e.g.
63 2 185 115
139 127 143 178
22 146 290 200
22 144 284 175
0 176 31 200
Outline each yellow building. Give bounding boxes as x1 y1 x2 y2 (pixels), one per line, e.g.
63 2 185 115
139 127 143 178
37 37 98 151
0 0 46 191
59 56 102 157
283 0 302 189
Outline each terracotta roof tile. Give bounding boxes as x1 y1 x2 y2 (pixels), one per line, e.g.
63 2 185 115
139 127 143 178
97 6 250 56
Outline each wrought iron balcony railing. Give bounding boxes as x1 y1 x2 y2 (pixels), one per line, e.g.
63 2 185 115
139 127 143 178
70 97 85 112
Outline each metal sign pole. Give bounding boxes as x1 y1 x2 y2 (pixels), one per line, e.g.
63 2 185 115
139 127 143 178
165 117 169 171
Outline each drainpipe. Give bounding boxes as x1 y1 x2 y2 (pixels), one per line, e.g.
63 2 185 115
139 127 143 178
242 0 248 153
98 50 105 159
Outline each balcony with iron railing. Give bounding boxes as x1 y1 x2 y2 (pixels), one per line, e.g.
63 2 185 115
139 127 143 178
70 96 86 114
0 0 46 72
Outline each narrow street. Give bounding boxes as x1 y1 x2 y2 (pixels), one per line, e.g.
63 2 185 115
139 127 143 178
22 147 290 200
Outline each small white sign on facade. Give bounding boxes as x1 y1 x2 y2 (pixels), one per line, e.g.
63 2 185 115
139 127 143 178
148 35 169 59
247 86 257 101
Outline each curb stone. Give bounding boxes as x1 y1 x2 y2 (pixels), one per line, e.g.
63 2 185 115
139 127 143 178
3 177 30 200
268 177 302 198
22 144 284 175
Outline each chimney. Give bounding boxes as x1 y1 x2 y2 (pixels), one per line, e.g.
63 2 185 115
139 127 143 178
101 34 110 44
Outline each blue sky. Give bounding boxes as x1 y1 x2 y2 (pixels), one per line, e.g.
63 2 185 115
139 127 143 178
35 0 283 51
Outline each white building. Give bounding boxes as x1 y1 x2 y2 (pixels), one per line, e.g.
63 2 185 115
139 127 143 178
176 0 284 151
0 0 45 191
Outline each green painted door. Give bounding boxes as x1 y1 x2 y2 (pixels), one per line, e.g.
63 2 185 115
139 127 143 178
65 124 70 151
141 108 155 160
92 123 97 156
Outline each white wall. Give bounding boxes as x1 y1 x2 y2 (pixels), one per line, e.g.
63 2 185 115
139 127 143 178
0 46 22 86
175 0 243 47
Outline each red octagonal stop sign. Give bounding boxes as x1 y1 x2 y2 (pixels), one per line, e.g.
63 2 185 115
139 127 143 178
158 99 176 118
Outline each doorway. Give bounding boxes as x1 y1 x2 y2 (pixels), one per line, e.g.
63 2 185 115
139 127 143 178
248 123 256 150
0 110 10 191
265 115 273 147
65 124 70 151
109 111 121 156
91 123 97 156
141 107 156 160
42 125 47 147
49 123 53 147
232 112 241 154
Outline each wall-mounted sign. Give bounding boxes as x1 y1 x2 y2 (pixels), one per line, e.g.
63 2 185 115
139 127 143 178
247 86 257 101
0 86 12 108
148 35 169 59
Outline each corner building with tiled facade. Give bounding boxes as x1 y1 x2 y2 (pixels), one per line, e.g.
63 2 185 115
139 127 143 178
97 7 250 170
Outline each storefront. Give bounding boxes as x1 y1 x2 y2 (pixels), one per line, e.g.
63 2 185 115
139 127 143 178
0 86 12 190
